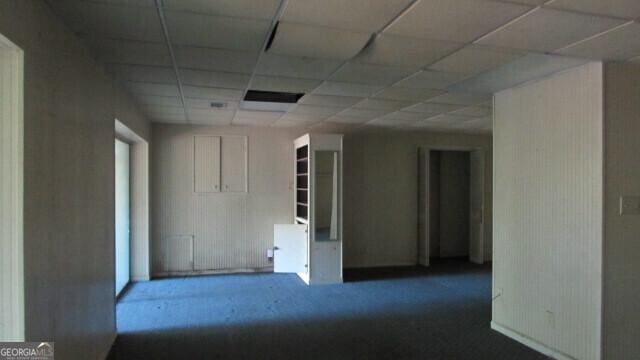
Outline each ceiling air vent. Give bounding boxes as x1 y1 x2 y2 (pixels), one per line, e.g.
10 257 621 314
210 102 227 109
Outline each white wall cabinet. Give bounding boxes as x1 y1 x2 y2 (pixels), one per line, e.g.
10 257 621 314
274 133 343 285
194 135 246 193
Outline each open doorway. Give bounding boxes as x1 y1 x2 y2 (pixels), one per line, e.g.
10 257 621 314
114 120 150 300
115 139 130 296
418 148 485 266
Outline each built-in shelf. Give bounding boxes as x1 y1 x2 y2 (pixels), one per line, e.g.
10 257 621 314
297 157 308 162
297 202 308 207
295 216 308 224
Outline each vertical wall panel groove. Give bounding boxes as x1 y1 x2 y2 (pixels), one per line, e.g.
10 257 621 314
493 63 603 360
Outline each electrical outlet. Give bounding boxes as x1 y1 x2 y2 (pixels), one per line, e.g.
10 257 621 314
620 196 640 215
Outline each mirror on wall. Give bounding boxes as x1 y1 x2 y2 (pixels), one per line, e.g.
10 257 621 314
314 151 339 241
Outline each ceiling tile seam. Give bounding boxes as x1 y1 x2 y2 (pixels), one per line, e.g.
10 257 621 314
82 0 154 9
471 5 542 45
542 0 638 21
309 0 425 128
155 0 190 123
552 20 637 54
161 8 276 23
240 0 289 127
76 32 167 45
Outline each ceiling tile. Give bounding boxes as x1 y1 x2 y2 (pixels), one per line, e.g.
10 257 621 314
450 106 493 117
330 63 415 86
174 46 259 74
289 104 344 117
163 0 280 20
353 98 415 111
353 34 463 69
184 98 239 110
187 108 235 125
281 0 414 33
450 53 590 93
125 82 180 97
182 86 243 101
426 92 492 106
255 53 344 80
235 110 284 121
312 82 384 97
367 117 416 127
180 69 251 89
394 70 468 89
412 113 472 126
500 0 547 4
106 64 177 84
380 111 429 121
402 102 465 114
428 45 524 76
385 0 532 43
90 39 171 66
335 108 390 119
148 112 187 124
325 115 370 124
165 11 271 51
268 22 371 60
50 1 164 42
233 116 281 127
555 22 640 61
143 105 185 116
476 8 625 52
298 94 363 107
250 75 321 93
546 0 640 20
374 87 444 101
273 114 323 127
134 95 183 107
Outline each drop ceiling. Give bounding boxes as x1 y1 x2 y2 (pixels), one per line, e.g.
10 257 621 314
47 0 640 134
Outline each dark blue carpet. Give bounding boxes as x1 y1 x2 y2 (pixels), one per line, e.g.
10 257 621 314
107 259 548 360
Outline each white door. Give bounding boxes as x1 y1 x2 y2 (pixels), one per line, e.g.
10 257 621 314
115 139 130 296
469 150 485 264
273 224 307 273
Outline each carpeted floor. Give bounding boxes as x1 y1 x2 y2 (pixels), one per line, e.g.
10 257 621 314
108 259 548 360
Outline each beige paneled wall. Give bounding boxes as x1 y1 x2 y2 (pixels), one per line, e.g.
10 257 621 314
602 63 640 360
152 125 299 275
492 63 603 360
342 130 492 268
0 1 151 358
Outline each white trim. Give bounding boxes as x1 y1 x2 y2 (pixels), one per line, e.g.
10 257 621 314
491 322 577 360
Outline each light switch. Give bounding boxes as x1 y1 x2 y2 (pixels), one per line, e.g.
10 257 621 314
620 196 640 215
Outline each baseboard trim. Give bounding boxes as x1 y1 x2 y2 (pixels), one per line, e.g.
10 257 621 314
131 276 150 282
153 266 274 278
343 261 417 269
490 322 577 360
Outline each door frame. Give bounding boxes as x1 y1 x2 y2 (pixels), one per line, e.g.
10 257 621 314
115 120 150 283
418 146 486 266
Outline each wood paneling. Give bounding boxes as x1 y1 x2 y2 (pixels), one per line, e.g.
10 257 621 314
0 1 152 358
493 63 603 360
152 125 297 275
194 135 221 193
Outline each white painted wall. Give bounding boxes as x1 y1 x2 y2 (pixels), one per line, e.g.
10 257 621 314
152 124 299 275
492 63 603 360
0 1 151 358
602 62 640 360
0 33 24 341
343 131 492 268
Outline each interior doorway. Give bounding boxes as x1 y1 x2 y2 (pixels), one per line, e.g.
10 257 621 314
418 148 485 266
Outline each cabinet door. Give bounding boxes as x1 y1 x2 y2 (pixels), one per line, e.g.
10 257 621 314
221 136 247 192
194 136 220 193
274 224 308 273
